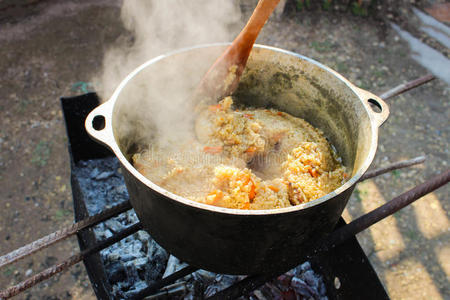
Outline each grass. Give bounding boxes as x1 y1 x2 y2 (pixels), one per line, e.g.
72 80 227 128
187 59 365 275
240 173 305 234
391 170 401 179
310 40 334 53
353 187 368 202
31 140 51 167
16 99 30 113
322 0 332 11
405 229 419 241
373 70 386 79
54 209 72 221
351 2 368 16
358 80 371 90
3 266 14 277
335 62 349 74
296 0 311 11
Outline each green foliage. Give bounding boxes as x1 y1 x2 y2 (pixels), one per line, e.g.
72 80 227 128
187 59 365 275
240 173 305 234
322 0 331 11
353 187 368 202
372 69 386 79
31 140 51 167
305 0 311 9
336 62 349 74
358 80 371 90
296 0 311 11
351 1 368 16
54 209 72 221
310 40 333 52
391 169 400 178
293 0 378 17
3 266 14 277
406 229 419 240
17 99 30 113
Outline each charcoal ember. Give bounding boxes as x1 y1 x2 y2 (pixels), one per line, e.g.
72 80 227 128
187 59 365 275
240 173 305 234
276 274 292 290
145 240 169 281
192 269 217 285
89 167 100 179
114 184 128 195
302 270 319 289
126 280 148 297
76 157 328 299
111 285 127 299
95 171 115 180
252 289 268 300
106 260 126 284
201 273 242 298
318 281 326 297
105 218 124 233
252 284 282 300
124 260 140 282
126 210 139 223
280 289 297 300
75 157 128 214
215 274 240 287
136 229 150 241
92 223 113 240
291 277 316 298
293 261 311 276
115 280 131 291
129 257 149 270
265 282 284 299
163 255 188 278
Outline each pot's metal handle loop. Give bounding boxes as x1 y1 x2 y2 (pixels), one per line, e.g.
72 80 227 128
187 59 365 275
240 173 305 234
85 100 115 149
356 87 390 127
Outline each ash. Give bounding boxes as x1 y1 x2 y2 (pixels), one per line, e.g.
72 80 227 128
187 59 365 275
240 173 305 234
74 157 328 299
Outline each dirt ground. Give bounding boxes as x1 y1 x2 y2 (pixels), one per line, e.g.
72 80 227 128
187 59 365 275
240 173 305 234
0 0 448 299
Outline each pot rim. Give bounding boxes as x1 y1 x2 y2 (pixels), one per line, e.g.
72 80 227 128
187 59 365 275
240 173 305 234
87 43 384 216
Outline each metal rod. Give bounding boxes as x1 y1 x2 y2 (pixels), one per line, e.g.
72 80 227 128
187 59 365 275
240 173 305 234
208 169 450 299
143 282 189 299
131 265 199 300
0 201 132 269
0 222 142 299
379 74 435 100
324 169 449 249
359 156 426 182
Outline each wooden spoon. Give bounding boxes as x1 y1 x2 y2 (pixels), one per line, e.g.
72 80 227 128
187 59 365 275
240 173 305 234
196 0 281 101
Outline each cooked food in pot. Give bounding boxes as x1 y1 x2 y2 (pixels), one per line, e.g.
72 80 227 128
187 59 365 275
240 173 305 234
132 97 347 210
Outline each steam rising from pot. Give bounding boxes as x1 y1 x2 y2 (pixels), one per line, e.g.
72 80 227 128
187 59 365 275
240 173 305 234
91 0 245 150
94 0 242 101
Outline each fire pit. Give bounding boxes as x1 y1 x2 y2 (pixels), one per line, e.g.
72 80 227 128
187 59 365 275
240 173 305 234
64 93 388 299
1 74 446 300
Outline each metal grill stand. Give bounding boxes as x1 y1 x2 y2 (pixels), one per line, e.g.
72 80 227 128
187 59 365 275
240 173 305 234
65 93 388 300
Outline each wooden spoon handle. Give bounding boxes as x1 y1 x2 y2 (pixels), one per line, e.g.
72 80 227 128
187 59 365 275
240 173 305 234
197 0 280 100
231 0 281 65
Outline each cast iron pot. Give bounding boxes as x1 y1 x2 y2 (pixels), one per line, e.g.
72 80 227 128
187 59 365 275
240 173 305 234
85 44 389 275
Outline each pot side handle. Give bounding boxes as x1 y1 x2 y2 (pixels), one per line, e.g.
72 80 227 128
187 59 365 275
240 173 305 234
85 100 115 150
355 87 390 127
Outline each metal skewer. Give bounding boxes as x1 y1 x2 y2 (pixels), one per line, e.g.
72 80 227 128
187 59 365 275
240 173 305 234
0 201 132 269
0 223 142 299
359 155 426 182
379 74 435 100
